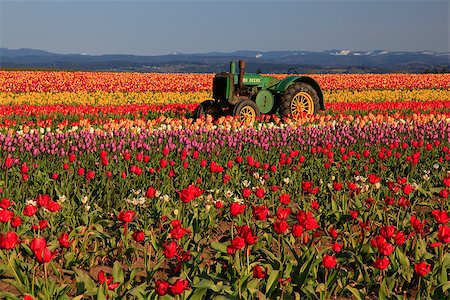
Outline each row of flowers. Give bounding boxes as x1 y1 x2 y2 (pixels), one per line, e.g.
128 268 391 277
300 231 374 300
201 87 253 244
1 102 450 132
1 71 449 92
0 125 449 298
1 89 448 106
1 119 450 159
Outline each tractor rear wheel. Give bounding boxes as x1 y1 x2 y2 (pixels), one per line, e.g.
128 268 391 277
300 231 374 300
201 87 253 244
279 82 320 117
233 100 260 122
195 100 222 119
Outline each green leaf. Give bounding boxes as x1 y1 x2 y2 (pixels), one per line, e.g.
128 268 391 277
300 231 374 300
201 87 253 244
345 286 364 300
440 281 450 293
0 292 19 300
193 279 220 292
73 267 97 295
260 248 280 264
379 277 386 300
395 248 410 267
296 252 316 287
265 269 279 295
97 285 107 300
112 261 124 283
187 287 207 300
211 241 227 254
128 282 148 297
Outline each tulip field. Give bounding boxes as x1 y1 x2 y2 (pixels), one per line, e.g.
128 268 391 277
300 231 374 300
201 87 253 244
0 71 450 299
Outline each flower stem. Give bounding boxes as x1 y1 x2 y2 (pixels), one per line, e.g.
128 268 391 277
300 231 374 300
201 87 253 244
417 276 421 298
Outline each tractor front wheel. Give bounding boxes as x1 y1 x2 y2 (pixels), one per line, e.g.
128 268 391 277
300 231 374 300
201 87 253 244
233 100 260 122
279 82 320 118
195 100 222 119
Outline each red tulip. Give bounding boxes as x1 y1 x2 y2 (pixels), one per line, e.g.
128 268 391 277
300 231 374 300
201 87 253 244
252 205 269 220
380 225 396 239
273 219 289 234
23 204 38 217
328 227 338 238
373 257 390 270
432 210 449 224
30 237 47 253
350 210 358 219
68 153 76 162
118 210 135 223
123 152 131 161
443 176 450 187
378 241 395 256
236 225 258 245
230 202 246 217
302 181 312 192
3 157 13 169
10 216 22 228
230 236 246 250
279 193 291 205
0 232 19 250
36 194 51 207
226 160 233 168
0 209 14 223
292 224 304 237
226 245 237 255
253 265 267 278
333 182 343 191
311 200 319 210
0 198 11 209
414 262 431 277
332 242 343 252
58 232 71 248
169 220 191 239
242 188 252 198
45 200 61 212
410 215 424 234
86 170 95 181
35 247 55 263
145 186 156 199
322 254 337 269
107 282 119 290
162 147 170 156
255 187 265 199
296 210 319 231
155 280 169 296
169 278 189 295
402 184 413 195
160 158 168 168
97 270 108 284
394 231 406 245
132 230 145 242
439 189 448 198
178 185 198 203
276 207 291 220
438 225 450 243
163 241 178 258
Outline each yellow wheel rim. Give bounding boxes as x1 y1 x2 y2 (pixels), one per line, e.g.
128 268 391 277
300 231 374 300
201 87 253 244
239 106 256 121
291 91 314 116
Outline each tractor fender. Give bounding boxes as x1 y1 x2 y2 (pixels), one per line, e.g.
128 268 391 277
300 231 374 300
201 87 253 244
274 76 325 110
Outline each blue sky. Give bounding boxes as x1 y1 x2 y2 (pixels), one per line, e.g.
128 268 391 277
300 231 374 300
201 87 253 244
1 0 449 55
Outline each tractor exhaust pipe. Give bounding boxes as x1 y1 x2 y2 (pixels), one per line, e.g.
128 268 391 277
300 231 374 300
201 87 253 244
238 60 245 92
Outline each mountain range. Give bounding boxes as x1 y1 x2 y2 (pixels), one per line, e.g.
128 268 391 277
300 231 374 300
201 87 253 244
1 48 449 73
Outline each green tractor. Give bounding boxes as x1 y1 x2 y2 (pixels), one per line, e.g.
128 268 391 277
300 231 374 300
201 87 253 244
195 60 324 120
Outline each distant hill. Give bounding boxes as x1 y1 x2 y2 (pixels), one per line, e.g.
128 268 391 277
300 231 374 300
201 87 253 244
0 48 448 73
